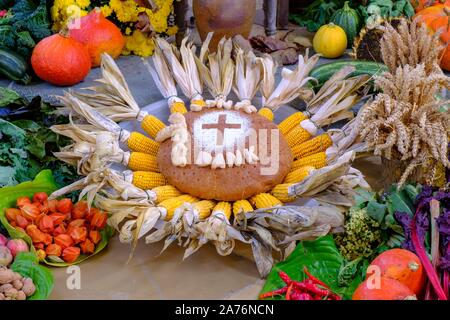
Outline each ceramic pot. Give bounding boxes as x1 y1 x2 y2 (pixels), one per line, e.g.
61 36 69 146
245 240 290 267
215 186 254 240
193 0 256 51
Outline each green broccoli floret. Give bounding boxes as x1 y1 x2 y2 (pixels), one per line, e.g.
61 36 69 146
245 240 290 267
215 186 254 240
335 207 382 261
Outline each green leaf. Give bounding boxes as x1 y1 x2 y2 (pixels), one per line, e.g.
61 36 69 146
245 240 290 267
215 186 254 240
15 30 35 48
11 119 40 131
0 170 58 241
0 87 24 107
366 200 387 224
0 166 17 186
386 191 414 216
354 188 375 207
0 24 15 48
25 135 46 159
11 252 54 300
260 236 362 300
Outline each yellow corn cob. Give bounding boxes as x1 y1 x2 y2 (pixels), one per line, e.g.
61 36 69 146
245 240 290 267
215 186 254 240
132 171 167 190
278 112 308 135
284 166 315 184
212 201 232 220
250 193 282 209
291 134 332 159
271 183 296 202
285 126 311 148
128 152 159 172
159 194 198 220
193 200 216 220
258 107 274 121
127 132 159 156
292 152 327 171
232 200 254 215
142 115 165 139
191 99 207 108
152 185 182 203
170 101 188 114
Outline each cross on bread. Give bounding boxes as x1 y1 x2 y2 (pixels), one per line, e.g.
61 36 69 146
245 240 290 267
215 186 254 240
201 113 242 146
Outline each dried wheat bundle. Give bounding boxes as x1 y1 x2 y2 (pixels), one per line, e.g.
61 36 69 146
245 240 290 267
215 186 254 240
380 17 444 74
359 64 450 186
375 64 450 106
260 51 319 111
156 37 206 110
232 47 262 112
195 33 235 109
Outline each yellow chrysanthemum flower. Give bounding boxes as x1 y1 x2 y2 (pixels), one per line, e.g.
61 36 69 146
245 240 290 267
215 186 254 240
100 5 113 17
110 0 139 23
123 30 155 57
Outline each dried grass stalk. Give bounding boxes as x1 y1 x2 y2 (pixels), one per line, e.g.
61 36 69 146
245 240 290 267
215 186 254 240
380 17 444 74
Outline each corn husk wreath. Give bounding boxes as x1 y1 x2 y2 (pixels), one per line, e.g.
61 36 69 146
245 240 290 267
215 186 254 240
49 35 372 277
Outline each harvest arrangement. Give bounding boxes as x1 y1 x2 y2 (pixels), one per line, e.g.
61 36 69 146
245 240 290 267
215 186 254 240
0 0 449 302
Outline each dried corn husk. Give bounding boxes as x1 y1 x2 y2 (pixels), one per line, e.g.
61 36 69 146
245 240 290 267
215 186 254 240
289 151 355 198
156 37 205 110
68 54 141 122
94 195 163 259
143 44 186 110
195 33 235 109
50 114 98 144
327 108 369 162
260 51 319 111
233 204 344 276
233 47 262 112
58 93 130 143
299 66 369 136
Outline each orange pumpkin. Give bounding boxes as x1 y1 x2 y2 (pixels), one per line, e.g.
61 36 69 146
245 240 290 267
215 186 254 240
69 8 125 67
352 277 417 300
415 4 450 70
367 248 426 295
412 0 450 12
31 33 91 86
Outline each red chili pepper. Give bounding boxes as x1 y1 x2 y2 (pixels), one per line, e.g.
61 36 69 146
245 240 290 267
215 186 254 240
293 292 313 300
279 271 292 285
285 283 295 300
294 282 330 297
259 286 288 299
303 267 331 289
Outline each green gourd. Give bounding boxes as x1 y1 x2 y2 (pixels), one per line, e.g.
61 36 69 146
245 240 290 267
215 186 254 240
331 1 361 48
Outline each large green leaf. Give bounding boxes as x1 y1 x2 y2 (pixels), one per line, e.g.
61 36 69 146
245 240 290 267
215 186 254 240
0 170 58 241
260 236 362 300
11 252 54 300
0 87 24 107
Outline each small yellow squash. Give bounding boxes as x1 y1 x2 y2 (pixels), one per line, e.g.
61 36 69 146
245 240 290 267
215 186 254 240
313 23 347 58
